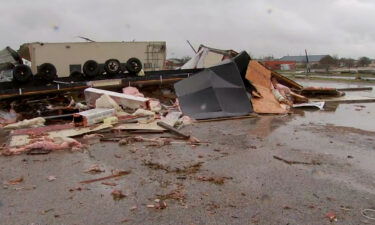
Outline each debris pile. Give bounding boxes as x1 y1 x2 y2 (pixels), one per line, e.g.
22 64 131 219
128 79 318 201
1 43 374 225
0 84 198 156
0 44 372 158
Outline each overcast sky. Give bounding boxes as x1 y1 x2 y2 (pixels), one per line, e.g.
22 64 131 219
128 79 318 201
1 0 374 59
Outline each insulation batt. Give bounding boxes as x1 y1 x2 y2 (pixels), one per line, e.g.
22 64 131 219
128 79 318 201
6 137 83 155
122 87 145 97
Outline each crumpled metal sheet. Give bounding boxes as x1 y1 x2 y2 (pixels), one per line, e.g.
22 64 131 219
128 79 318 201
174 61 252 119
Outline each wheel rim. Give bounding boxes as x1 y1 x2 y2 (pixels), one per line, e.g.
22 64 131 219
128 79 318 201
88 63 96 71
131 62 140 70
108 61 119 71
14 66 31 82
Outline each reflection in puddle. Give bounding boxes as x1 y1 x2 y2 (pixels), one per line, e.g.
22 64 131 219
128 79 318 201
288 80 375 132
290 103 375 132
249 115 291 138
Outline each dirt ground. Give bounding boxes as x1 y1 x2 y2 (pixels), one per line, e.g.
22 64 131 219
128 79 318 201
1 99 375 225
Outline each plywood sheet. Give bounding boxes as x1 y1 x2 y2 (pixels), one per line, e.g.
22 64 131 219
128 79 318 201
245 61 287 114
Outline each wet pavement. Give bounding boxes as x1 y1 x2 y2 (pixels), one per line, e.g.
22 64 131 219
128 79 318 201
1 81 375 225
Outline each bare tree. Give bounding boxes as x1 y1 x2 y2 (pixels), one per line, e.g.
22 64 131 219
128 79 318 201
319 55 336 72
340 58 355 69
357 56 371 67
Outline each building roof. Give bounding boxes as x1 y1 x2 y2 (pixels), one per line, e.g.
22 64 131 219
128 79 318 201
166 58 183 64
279 55 329 63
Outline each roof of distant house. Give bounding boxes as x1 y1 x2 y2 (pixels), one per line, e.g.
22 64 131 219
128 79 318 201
279 55 329 62
166 58 183 64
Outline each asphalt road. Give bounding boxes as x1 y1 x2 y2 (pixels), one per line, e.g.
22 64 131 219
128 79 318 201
1 103 375 225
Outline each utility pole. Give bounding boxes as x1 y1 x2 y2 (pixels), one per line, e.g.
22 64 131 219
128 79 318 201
305 49 310 76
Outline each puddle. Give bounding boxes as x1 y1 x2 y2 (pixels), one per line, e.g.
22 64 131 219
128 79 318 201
296 79 375 95
290 103 375 132
290 80 375 131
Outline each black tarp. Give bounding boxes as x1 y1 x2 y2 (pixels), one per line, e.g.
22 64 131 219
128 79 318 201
174 60 253 119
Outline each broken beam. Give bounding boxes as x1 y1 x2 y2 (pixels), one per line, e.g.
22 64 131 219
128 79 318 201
156 121 190 139
80 171 131 184
337 87 373 91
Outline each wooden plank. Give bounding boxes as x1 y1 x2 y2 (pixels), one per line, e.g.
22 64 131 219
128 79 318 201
337 87 373 91
80 171 131 184
0 85 88 100
156 121 190 139
310 95 375 104
245 61 288 114
197 114 258 122
271 71 303 90
113 121 165 131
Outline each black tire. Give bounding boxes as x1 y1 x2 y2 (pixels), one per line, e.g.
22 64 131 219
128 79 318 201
70 71 85 81
126 57 142 74
13 65 33 83
83 60 100 77
104 58 121 75
37 63 57 82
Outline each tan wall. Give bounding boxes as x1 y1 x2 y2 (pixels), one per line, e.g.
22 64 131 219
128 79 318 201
28 42 166 77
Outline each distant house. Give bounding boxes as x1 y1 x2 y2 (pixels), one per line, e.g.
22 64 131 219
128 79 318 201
263 60 296 71
165 58 184 69
279 55 329 66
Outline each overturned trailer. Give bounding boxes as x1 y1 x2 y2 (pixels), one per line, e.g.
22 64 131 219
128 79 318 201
20 41 166 76
1 41 166 84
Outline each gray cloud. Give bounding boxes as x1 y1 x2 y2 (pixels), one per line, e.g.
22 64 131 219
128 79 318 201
1 0 374 59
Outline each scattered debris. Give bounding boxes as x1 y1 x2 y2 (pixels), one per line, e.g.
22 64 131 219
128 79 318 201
80 170 131 184
26 149 52 155
111 189 126 200
161 111 182 126
293 102 325 110
114 121 165 132
95 94 124 113
3 136 83 156
0 109 18 126
325 212 337 222
119 136 171 147
143 161 170 172
73 108 115 126
4 117 45 130
173 162 203 174
85 87 148 110
154 200 167 209
11 124 74 136
123 86 144 97
302 87 342 97
68 186 89 192
120 218 131 223
149 99 162 112
5 177 24 185
273 155 321 166
361 209 375 221
84 164 105 174
101 182 117 186
130 206 138 211
47 176 56 182
157 184 186 203
196 176 232 185
41 208 54 215
157 121 190 139
82 133 105 139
